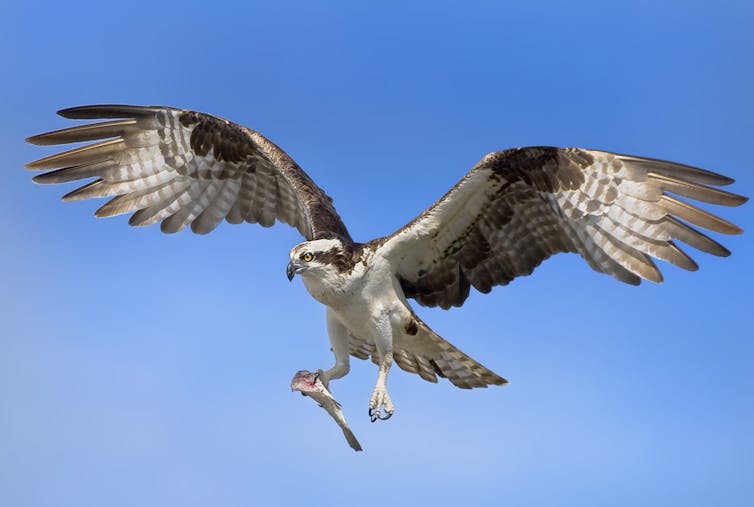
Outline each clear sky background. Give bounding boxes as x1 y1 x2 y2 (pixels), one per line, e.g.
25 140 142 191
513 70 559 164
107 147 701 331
2 1 753 506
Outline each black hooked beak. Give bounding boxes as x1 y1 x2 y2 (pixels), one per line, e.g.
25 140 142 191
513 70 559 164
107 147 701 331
286 260 302 281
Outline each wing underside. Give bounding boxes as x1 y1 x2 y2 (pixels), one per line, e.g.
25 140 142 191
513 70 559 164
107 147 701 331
26 105 351 241
378 148 746 309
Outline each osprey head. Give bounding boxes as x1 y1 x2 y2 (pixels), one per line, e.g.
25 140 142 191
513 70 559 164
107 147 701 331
286 238 353 281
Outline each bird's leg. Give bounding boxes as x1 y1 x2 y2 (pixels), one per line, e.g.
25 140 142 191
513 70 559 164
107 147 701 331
319 309 351 390
369 351 394 422
369 314 395 422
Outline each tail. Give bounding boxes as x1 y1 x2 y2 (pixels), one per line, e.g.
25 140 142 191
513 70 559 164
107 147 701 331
346 311 506 389
397 317 507 389
348 313 507 389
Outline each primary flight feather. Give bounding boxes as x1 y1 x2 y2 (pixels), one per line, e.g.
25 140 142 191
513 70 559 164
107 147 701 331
26 105 747 421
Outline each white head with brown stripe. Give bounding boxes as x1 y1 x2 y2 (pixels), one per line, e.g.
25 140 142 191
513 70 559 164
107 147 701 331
286 238 359 301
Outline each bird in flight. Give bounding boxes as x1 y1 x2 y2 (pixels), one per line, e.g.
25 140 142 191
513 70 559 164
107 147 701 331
26 105 746 422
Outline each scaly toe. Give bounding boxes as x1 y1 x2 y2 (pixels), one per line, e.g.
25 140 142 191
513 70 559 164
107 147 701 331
368 388 395 422
383 394 395 414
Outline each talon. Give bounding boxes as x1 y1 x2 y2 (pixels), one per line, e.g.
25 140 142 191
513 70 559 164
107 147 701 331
368 386 395 422
368 405 393 422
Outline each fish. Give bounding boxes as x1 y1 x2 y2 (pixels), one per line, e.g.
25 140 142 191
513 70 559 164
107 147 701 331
290 369 363 452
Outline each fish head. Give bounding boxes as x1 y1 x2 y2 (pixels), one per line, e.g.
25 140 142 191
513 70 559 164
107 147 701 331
290 370 318 392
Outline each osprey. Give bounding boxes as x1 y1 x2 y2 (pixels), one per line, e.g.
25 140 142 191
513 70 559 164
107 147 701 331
26 105 746 421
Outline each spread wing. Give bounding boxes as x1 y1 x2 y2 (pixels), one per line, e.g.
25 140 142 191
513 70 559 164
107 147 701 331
379 147 746 309
26 105 351 240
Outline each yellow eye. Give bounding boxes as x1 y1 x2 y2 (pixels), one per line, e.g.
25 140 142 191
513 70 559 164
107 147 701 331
302 252 313 262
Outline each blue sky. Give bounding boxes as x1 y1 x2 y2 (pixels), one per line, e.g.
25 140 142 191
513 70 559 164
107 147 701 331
2 1 753 506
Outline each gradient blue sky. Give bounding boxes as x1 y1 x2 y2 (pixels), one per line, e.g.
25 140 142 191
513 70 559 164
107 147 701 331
2 1 753 506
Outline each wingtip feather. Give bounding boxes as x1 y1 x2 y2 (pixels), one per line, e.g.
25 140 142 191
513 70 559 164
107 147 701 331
26 134 51 146
57 104 166 119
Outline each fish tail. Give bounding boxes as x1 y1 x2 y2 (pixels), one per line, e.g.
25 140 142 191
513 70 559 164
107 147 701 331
342 427 362 452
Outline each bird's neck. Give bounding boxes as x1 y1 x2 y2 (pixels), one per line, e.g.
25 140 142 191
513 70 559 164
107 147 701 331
301 269 351 308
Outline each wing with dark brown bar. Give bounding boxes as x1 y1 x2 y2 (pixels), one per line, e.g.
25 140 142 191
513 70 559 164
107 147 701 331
26 105 351 241
379 147 746 309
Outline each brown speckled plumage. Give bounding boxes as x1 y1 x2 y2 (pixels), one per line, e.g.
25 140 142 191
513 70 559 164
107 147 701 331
380 147 746 309
27 105 350 240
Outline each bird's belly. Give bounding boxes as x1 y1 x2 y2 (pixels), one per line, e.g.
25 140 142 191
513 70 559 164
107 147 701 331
329 290 410 339
334 305 375 336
